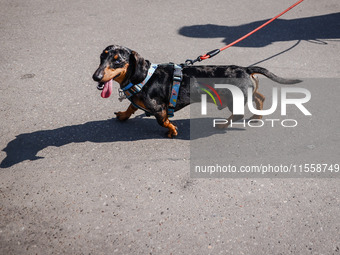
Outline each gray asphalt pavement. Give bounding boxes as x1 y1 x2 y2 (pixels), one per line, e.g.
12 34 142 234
1 0 339 254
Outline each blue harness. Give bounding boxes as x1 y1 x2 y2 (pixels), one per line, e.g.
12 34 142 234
167 64 182 117
121 63 182 118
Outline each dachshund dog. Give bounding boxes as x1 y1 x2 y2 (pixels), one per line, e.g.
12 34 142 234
92 45 300 137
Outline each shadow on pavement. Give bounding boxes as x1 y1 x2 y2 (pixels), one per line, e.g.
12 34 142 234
178 13 340 48
0 115 244 168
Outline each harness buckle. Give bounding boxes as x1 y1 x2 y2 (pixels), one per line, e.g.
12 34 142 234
118 88 127 102
173 75 182 82
173 65 183 81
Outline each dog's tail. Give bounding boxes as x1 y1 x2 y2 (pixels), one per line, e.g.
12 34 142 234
247 66 302 84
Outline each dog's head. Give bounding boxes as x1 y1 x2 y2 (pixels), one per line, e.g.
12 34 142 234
92 45 149 98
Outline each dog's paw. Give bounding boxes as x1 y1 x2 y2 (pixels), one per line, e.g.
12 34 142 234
167 126 178 138
114 111 130 121
167 131 178 138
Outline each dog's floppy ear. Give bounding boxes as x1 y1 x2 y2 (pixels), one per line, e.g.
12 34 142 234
129 51 149 84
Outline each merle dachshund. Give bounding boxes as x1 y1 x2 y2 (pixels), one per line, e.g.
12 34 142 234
93 45 300 137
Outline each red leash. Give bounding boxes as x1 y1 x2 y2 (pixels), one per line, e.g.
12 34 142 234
185 0 305 65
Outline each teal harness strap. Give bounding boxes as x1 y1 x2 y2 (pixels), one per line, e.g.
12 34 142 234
168 64 182 118
121 64 158 115
122 64 158 98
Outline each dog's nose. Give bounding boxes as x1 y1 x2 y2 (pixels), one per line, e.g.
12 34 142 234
92 69 103 82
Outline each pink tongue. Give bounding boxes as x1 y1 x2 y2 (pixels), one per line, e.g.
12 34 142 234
101 79 113 98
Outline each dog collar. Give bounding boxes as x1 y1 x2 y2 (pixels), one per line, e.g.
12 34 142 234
122 64 158 98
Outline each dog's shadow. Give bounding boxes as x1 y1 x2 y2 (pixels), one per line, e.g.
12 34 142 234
0 115 244 168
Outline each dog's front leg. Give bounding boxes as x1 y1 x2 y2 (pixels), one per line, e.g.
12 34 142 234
114 103 138 121
155 110 178 138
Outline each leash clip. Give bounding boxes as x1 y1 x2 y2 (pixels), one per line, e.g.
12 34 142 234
118 88 126 102
184 49 221 66
184 56 202 66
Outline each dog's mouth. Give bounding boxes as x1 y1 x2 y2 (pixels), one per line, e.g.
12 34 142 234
97 80 113 98
96 73 121 98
